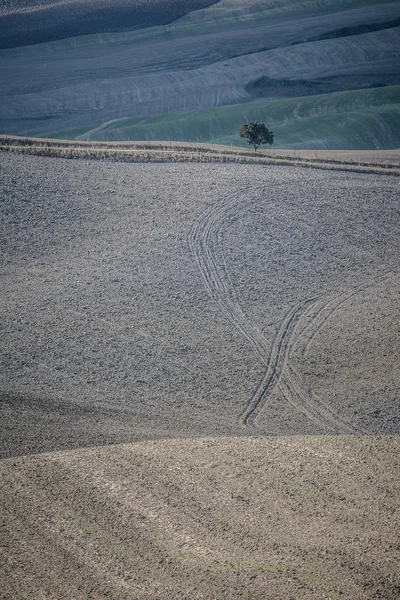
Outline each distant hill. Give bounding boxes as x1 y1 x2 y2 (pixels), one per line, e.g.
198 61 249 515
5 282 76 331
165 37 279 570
60 86 399 150
1 0 399 149
0 0 219 48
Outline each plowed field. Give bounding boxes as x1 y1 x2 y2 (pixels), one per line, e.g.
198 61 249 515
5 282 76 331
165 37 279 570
1 153 399 598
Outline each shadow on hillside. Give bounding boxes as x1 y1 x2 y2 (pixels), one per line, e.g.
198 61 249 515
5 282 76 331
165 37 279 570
0 390 188 459
0 0 218 49
1 389 398 459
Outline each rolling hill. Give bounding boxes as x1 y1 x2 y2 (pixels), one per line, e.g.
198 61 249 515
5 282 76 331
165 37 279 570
0 0 219 48
2 153 399 459
2 435 399 600
1 0 399 148
59 85 400 149
2 3 400 597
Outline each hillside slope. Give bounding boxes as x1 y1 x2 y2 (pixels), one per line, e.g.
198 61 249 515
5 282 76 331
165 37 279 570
2 154 399 458
1 0 399 148
67 85 400 149
1 436 399 600
0 0 219 48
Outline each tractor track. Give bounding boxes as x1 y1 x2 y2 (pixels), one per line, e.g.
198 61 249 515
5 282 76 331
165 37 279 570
281 364 363 433
237 299 315 426
299 273 390 357
189 188 377 433
189 191 270 359
275 273 392 433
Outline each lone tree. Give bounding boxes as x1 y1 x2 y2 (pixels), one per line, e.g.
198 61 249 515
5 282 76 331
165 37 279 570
239 121 274 151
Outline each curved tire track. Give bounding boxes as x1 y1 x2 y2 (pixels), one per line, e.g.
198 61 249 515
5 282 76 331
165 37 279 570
189 188 374 433
190 191 270 360
278 273 392 434
281 364 363 434
299 273 390 357
237 299 315 426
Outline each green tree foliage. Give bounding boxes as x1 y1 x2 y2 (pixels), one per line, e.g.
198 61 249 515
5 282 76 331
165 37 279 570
239 121 274 151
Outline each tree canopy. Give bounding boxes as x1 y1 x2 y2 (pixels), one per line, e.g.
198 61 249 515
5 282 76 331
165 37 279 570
239 121 274 151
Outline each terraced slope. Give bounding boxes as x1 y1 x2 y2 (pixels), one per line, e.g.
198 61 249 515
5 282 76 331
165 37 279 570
1 436 399 600
1 0 399 147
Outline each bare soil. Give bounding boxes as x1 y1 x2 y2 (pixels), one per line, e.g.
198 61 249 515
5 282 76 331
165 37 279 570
1 152 399 598
1 435 399 599
1 153 399 457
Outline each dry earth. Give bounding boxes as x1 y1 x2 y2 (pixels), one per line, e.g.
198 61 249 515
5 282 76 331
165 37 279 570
1 153 400 598
1 436 399 599
1 153 399 457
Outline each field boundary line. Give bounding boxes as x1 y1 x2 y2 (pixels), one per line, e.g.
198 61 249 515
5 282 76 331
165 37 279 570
1 139 399 176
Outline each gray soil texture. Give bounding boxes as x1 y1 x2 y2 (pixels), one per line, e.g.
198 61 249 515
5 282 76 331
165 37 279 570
1 154 399 458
